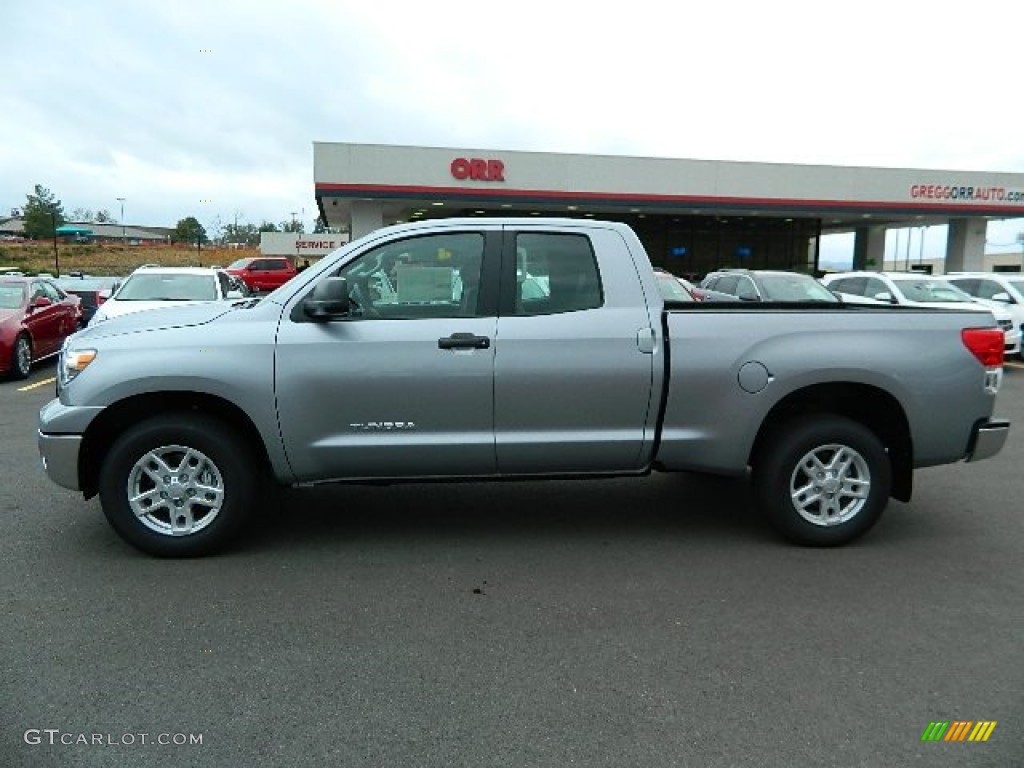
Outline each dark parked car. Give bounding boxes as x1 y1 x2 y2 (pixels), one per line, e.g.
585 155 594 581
701 269 839 303
54 275 122 325
0 276 82 379
224 257 298 293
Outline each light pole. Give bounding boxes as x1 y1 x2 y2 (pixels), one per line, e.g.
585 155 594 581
116 197 126 244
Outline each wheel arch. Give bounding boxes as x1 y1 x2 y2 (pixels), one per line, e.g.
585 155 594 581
79 391 272 499
750 382 913 502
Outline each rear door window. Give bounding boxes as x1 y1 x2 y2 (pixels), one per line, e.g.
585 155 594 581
512 233 603 315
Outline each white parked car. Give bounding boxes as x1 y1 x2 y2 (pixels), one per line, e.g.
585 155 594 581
90 267 246 325
940 272 1024 360
820 271 1021 357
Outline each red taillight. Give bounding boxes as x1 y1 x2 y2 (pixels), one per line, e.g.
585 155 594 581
961 328 1004 368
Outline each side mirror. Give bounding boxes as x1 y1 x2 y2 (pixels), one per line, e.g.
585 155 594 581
992 291 1013 304
873 291 895 304
226 290 243 299
303 277 351 320
30 296 53 310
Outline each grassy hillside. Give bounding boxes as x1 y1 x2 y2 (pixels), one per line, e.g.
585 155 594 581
0 242 261 277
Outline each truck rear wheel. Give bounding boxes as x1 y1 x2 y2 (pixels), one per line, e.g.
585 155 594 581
754 415 890 546
98 413 256 557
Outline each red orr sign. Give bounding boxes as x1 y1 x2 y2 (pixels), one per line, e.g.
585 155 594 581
450 157 505 182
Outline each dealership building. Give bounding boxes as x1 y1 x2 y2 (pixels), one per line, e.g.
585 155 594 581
313 142 1024 277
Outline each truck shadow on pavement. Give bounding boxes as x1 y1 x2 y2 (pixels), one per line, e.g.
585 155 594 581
241 472 777 553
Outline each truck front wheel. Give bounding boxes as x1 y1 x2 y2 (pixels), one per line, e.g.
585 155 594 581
754 415 891 546
98 414 256 557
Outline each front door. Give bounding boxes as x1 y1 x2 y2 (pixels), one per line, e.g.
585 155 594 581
276 230 500 481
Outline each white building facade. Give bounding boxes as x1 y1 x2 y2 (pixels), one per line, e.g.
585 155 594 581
314 142 1024 277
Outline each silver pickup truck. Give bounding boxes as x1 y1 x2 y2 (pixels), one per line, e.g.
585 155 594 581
38 218 1009 556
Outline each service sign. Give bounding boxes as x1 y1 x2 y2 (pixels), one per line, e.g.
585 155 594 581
260 232 349 257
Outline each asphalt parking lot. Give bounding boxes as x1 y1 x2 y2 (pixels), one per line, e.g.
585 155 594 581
2 361 1023 768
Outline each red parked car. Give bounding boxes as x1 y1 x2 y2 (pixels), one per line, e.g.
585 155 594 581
0 277 82 379
224 257 298 293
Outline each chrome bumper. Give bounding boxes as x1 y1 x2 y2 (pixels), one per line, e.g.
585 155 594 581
966 419 1010 463
38 431 82 491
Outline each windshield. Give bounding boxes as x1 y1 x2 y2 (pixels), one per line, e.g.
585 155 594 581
226 258 252 270
758 273 838 302
0 282 26 309
892 279 973 303
115 273 217 301
655 273 694 302
56 277 119 291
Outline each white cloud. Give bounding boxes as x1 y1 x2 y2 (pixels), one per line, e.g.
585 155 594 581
3 0 1023 241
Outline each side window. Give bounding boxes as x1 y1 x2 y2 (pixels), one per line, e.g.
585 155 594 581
834 277 866 295
863 277 889 299
714 275 739 296
266 260 286 272
31 282 47 301
513 233 602 315
948 278 977 296
337 232 484 319
248 260 266 272
975 279 1004 300
735 277 758 301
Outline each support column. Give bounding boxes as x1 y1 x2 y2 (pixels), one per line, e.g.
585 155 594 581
349 201 384 239
944 218 987 272
852 226 886 270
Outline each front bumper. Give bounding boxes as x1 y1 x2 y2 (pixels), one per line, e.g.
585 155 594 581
966 419 1010 463
38 431 82 490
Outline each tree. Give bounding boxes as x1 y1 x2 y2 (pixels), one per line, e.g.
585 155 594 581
23 184 66 239
222 222 259 246
70 207 94 223
280 218 305 234
313 215 327 234
258 220 279 233
94 209 115 223
173 216 208 245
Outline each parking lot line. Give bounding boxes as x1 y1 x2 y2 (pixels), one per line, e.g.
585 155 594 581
17 377 56 392
1006 362 1024 370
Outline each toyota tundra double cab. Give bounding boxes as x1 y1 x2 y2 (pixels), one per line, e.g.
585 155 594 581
39 219 1009 556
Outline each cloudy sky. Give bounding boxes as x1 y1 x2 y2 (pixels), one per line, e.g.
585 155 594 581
4 0 1023 262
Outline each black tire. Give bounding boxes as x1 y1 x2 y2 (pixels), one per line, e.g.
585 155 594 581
753 415 891 546
98 413 257 557
10 334 31 380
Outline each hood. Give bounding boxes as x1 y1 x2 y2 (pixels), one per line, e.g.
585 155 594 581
78 301 237 341
969 298 1013 320
97 298 210 320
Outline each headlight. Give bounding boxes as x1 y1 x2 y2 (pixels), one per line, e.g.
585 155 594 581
58 346 97 390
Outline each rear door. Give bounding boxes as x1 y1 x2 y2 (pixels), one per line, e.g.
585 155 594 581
493 226 657 474
275 228 501 481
